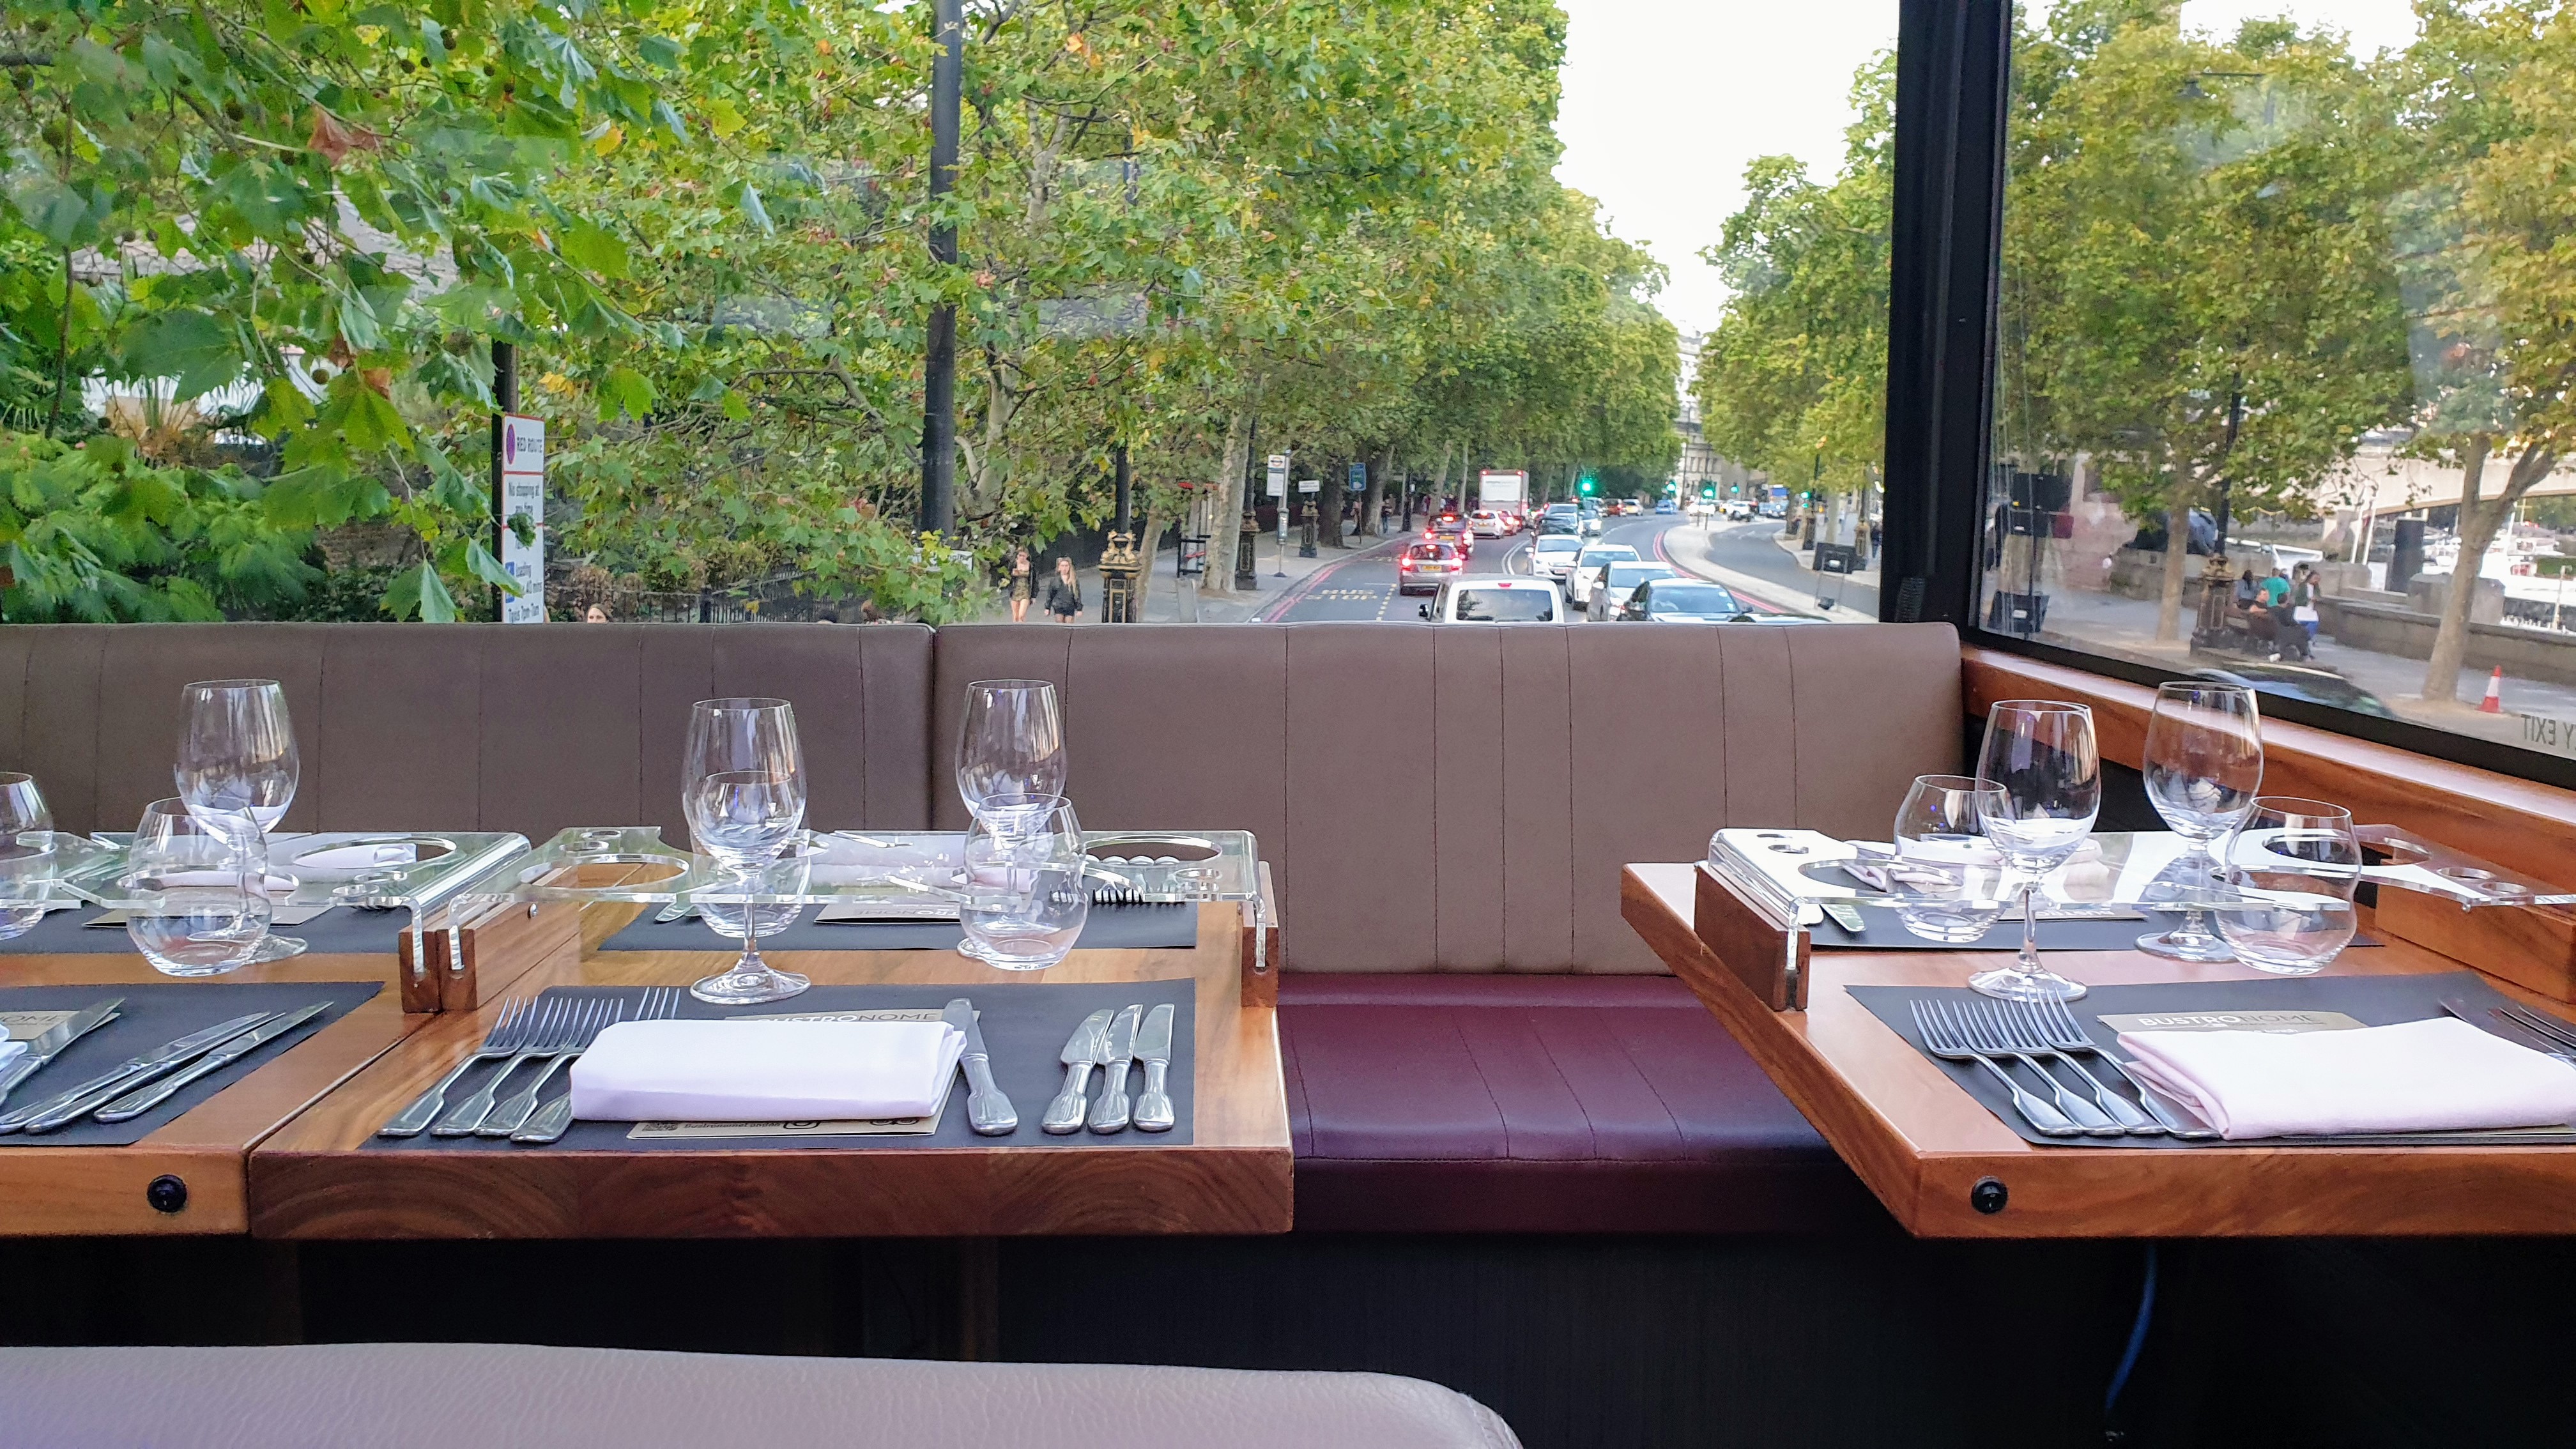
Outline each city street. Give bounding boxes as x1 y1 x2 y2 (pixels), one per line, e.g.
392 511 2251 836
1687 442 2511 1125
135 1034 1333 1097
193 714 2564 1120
1257 514 1815 621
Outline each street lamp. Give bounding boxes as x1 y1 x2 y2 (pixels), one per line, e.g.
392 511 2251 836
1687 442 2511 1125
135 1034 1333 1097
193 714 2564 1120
917 0 963 536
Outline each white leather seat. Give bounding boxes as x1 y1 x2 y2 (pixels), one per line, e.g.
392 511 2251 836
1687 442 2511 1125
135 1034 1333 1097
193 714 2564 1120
0 1342 1521 1449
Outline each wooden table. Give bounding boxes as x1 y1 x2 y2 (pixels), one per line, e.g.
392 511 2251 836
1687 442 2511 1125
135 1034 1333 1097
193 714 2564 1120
0 951 422 1237
249 902 1292 1239
1623 861 2576 1238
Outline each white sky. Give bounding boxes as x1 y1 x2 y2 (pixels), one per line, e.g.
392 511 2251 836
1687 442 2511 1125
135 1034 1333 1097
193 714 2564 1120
1554 0 2424 337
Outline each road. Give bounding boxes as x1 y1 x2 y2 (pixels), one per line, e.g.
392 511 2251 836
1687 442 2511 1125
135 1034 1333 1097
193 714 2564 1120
1261 514 1813 622
1693 517 1882 618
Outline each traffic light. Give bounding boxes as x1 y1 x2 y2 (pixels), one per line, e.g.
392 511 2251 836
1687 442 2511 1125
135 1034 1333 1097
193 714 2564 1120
1699 482 1717 501
1577 472 1596 495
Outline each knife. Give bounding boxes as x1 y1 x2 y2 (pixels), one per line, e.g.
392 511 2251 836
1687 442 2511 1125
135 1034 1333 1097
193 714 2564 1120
92 1002 332 1124
942 997 1016 1137
1132 1002 1177 1133
0 1011 278 1135
1041 1008 1115 1135
1087 1004 1143 1134
2441 997 2576 1064
0 997 123 1108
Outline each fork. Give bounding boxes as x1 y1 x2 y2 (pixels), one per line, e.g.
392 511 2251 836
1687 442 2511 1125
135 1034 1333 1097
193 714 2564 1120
378 999 535 1138
2496 1001 2576 1055
1985 1000 2160 1135
1911 999 2079 1137
431 997 574 1137
477 998 615 1137
2030 998 2220 1140
1954 1000 2123 1136
511 987 683 1146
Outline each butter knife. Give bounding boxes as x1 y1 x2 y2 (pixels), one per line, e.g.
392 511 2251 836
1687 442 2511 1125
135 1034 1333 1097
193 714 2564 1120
1131 1002 1176 1133
1042 1009 1114 1135
1087 1004 1142 1134
92 1002 330 1123
942 997 1015 1136
0 1011 278 1135
0 997 123 1108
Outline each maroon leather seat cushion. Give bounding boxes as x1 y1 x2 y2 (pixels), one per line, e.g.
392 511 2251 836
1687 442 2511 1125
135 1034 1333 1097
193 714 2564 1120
1280 975 1877 1234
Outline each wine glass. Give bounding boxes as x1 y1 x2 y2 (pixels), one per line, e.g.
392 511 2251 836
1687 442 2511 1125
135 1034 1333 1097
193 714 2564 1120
682 698 810 1004
174 680 305 961
956 680 1065 827
1889 774 2011 944
960 795 1089 970
2137 682 2264 961
1972 700 2102 1002
123 799 271 977
0 774 54 939
2212 798 2361 975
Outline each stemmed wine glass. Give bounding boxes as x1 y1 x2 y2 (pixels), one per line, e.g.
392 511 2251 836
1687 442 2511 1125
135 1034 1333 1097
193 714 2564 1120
173 680 302 961
2137 682 2264 961
1972 700 2102 1002
956 680 1065 828
682 698 811 1004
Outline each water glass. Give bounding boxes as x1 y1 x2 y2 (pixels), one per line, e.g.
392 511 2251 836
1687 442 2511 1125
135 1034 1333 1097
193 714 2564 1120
2213 798 2361 975
960 795 1089 971
1972 700 2101 1002
0 774 54 940
123 799 272 977
682 698 810 1004
694 841 814 970
2138 682 2264 962
1890 774 2009 944
957 680 1066 824
174 679 305 961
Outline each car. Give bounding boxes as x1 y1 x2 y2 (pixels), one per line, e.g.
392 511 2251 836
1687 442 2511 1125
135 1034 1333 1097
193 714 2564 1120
1619 578 1747 620
1397 539 1465 595
1425 514 1472 559
2192 664 2396 718
1530 532 1586 581
1534 513 1579 537
1418 576 1565 623
1468 510 1507 538
1655 499 1678 515
1581 513 1605 538
1566 544 1641 608
1724 501 1755 521
1586 560 1681 620
1615 500 1643 516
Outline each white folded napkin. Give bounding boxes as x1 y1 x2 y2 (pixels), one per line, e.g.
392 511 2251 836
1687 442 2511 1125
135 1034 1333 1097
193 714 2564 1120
292 842 419 871
0 1039 24 1070
2119 1016 2576 1139
568 1018 967 1122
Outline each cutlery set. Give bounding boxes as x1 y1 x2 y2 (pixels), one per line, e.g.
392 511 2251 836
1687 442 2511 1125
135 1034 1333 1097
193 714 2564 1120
0 999 331 1136
1043 1002 1176 1135
378 989 682 1145
1910 996 2218 1140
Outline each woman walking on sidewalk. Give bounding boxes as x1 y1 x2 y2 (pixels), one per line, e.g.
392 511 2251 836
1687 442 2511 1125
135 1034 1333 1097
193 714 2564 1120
1008 548 1034 622
1044 556 1084 623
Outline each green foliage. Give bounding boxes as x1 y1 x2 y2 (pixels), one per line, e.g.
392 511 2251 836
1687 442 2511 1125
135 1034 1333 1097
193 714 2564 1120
0 432 315 618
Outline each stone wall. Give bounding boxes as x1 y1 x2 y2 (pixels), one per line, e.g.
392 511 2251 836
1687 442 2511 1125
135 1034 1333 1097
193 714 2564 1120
2318 595 2576 687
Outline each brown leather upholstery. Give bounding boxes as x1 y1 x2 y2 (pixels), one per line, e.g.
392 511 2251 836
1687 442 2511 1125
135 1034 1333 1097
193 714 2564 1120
0 624 933 839
934 622 1960 972
0 1342 1523 1448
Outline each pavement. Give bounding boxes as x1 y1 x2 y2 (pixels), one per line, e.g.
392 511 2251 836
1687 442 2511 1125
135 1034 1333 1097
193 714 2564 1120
979 521 1388 625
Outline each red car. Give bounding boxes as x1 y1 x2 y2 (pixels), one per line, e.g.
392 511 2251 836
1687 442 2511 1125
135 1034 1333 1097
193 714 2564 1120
1398 540 1465 595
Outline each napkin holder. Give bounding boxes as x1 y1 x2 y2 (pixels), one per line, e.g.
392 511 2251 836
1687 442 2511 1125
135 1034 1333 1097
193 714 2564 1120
2365 833 2576 1006
1694 862 1809 1012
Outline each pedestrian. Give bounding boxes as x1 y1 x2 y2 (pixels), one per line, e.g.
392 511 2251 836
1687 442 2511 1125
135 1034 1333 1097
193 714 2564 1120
584 604 610 623
1008 547 1034 623
1044 556 1084 624
2283 564 2320 661
857 599 883 624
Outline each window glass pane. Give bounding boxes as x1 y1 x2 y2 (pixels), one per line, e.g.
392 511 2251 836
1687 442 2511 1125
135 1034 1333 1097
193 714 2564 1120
1991 0 2576 765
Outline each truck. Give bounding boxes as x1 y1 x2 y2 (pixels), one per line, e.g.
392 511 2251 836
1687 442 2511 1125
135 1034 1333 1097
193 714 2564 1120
1476 470 1528 528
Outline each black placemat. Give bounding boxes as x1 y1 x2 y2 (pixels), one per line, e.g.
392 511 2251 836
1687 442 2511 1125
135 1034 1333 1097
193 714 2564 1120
1849 972 2572 1147
0 981 381 1146
0 907 409 956
597 902 1199 954
365 977 1195 1153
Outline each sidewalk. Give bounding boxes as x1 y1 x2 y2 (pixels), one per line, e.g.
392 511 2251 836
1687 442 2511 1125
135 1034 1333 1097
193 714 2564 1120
1655 526 1878 622
977 522 1390 624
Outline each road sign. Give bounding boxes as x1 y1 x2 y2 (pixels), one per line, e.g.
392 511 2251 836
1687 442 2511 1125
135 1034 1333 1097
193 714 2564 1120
1348 461 1367 491
496 413 545 624
1298 479 1321 494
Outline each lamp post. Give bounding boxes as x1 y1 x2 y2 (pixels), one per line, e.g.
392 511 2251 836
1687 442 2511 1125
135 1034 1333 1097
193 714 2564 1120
1100 443 1140 622
917 0 962 536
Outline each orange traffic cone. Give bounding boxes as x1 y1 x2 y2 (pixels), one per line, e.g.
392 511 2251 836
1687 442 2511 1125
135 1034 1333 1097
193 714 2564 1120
2480 666 2505 714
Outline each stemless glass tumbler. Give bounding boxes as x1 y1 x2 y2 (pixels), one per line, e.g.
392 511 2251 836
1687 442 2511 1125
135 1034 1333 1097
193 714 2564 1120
2213 798 2363 975
1972 700 2102 1002
956 680 1066 825
960 795 1089 971
682 698 811 1004
0 774 54 940
1890 774 2011 944
2138 682 2264 961
174 679 305 962
123 798 272 977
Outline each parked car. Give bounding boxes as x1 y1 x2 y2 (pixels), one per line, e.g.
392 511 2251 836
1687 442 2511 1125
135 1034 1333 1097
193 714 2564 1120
1418 576 1564 622
2193 664 2396 719
1619 578 1745 621
1567 544 1641 608
1530 532 1586 581
1397 540 1465 595
1587 560 1681 620
1468 510 1507 538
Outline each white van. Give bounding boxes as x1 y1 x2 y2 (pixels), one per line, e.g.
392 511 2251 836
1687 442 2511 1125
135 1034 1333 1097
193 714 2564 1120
1418 577 1565 623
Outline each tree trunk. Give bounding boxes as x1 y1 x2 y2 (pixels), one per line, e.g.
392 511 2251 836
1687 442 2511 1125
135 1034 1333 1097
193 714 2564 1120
2156 504 2190 641
2421 437 2551 704
1201 410 1251 595
1132 506 1165 617
1418 441 1451 530
1360 447 1389 538
1319 459 1347 548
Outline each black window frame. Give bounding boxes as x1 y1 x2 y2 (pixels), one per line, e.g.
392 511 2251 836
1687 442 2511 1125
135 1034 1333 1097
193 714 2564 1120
1878 0 2576 792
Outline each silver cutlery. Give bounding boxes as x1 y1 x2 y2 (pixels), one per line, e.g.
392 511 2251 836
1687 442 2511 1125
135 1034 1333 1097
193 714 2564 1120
943 997 1016 1136
93 1002 329 1124
652 898 698 923
510 988 682 1146
1088 1004 1143 1133
2029 997 2220 1140
0 1011 279 1136
0 997 123 1108
1988 1000 2159 1135
2440 999 2575 1062
1132 1002 1176 1133
433 997 576 1137
1043 1008 1115 1135
479 998 617 1137
378 997 535 1139
2496 1000 2576 1055
1954 1000 2122 1135
1910 999 2079 1138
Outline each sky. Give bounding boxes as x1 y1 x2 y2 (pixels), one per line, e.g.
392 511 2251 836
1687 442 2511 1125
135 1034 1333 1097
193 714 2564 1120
1552 0 2425 339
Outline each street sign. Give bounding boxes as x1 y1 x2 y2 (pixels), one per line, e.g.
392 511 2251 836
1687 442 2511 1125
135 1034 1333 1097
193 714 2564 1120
1266 479 1284 497
1814 543 1860 576
1298 479 1321 494
1348 461 1367 491
496 413 545 624
1267 454 1289 488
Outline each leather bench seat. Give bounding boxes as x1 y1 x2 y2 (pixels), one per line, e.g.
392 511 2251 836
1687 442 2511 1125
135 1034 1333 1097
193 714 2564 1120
1280 974 1876 1233
0 1342 1522 1448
